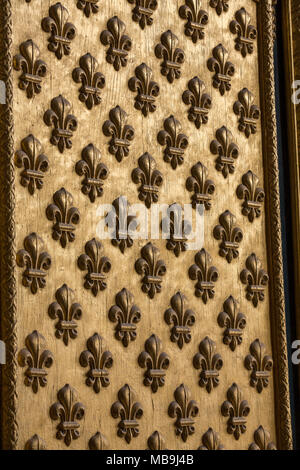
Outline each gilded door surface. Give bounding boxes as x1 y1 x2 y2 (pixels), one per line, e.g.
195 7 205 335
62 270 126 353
0 0 292 450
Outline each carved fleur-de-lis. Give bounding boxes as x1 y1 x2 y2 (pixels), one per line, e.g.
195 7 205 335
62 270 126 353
46 188 80 248
221 383 250 440
162 203 190 258
189 249 219 304
103 106 135 163
240 253 269 307
44 94 78 153
16 233 51 294
15 134 49 195
75 144 109 203
50 384 85 447
128 63 160 117
41 3 76 60
109 288 141 347
164 292 195 349
237 171 265 222
230 8 257 57
234 88 260 138
245 339 273 393
182 77 212 129
80 333 113 394
72 53 105 110
106 196 138 254
186 162 215 210
138 334 170 393
13 39 47 99
213 211 243 263
89 431 109 450
218 296 246 352
168 384 199 442
48 284 82 346
155 30 185 84
127 0 158 30
207 44 235 96
111 384 143 444
78 238 111 296
18 330 54 394
179 1 209 43
210 127 239 179
147 431 167 450
209 0 229 16
249 426 276 450
100 16 132 71
135 242 167 299
24 435 47 450
157 115 189 170
198 428 224 450
132 153 163 208
77 0 99 18
193 337 223 393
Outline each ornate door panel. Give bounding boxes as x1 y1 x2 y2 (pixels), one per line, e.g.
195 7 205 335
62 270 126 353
0 0 292 450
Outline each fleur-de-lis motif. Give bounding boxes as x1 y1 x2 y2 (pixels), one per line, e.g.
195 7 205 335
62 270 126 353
218 296 246 352
162 203 190 258
132 153 163 208
138 334 170 393
234 88 260 138
44 95 78 153
89 431 109 450
103 106 135 163
221 383 250 440
48 285 82 346
41 3 76 60
79 333 113 394
213 211 243 263
207 44 235 96
155 30 185 83
179 1 209 43
109 288 141 347
78 238 111 296
230 8 257 57
18 330 54 393
164 292 195 349
249 426 276 450
186 162 215 210
127 0 158 30
240 253 269 307
128 63 160 117
168 384 199 442
237 171 265 222
147 431 167 450
100 16 132 71
209 0 229 16
111 384 143 444
182 77 212 129
135 242 167 299
76 0 99 18
50 384 85 447
13 39 47 99
72 53 105 110
189 249 219 304
198 428 225 450
16 233 51 294
193 337 223 393
157 115 189 170
15 134 49 195
75 144 109 203
245 339 273 393
24 435 46 450
107 196 138 253
46 188 80 248
210 126 239 178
